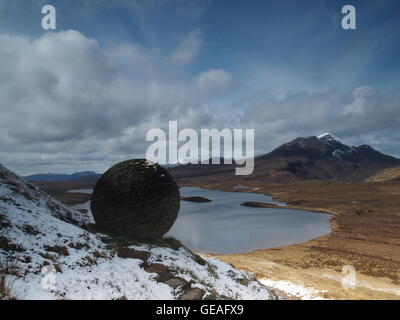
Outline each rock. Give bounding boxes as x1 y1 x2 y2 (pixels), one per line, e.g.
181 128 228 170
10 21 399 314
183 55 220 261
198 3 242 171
355 209 372 216
179 288 205 300
180 196 212 203
117 248 151 261
192 254 207 266
164 277 188 289
144 263 173 282
91 159 180 240
240 201 280 208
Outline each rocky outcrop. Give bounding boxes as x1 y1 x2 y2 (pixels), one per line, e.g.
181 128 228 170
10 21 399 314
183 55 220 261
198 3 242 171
180 196 212 203
179 288 205 300
240 202 281 208
117 248 151 261
91 159 180 240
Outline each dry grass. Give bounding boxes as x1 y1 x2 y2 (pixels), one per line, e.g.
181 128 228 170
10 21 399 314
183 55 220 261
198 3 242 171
33 181 95 206
366 166 400 182
178 178 400 299
0 258 19 300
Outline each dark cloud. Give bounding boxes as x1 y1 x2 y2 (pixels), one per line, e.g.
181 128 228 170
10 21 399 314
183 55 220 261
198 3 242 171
237 86 400 156
0 30 233 174
0 1 399 175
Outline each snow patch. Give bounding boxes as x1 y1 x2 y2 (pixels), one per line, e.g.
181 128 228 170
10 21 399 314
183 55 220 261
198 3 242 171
259 279 328 300
0 164 273 300
317 133 345 144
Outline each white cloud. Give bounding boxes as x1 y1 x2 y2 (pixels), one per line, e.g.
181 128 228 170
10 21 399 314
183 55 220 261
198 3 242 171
343 86 376 116
168 28 203 66
0 29 232 174
196 69 233 93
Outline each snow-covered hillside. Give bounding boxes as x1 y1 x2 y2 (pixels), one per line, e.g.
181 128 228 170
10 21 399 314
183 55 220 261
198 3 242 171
0 164 274 300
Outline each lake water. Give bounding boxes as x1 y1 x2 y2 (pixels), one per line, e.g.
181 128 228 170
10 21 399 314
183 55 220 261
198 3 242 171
70 187 331 254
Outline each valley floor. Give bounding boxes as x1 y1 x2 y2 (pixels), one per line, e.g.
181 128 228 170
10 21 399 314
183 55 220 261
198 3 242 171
181 179 400 300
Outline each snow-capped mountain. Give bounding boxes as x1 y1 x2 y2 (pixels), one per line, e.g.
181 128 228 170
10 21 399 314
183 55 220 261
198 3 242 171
169 134 400 182
0 164 274 300
270 133 353 158
257 133 400 180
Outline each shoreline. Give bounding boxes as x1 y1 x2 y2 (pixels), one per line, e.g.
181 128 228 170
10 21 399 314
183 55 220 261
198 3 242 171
34 179 400 299
178 179 400 299
66 185 332 256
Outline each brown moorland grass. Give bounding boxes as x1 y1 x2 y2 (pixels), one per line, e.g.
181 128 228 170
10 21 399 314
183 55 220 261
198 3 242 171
179 178 400 299
33 181 95 206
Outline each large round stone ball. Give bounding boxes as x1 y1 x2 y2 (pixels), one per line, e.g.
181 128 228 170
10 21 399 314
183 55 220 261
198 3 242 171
91 159 180 240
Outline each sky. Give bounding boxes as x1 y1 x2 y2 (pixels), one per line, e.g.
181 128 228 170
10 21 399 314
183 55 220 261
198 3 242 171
0 0 399 175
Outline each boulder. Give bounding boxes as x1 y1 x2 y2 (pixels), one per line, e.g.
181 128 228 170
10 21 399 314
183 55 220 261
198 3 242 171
91 159 180 240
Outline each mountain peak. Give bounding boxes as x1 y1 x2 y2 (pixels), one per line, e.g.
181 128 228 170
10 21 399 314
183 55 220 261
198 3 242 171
317 133 345 144
317 132 335 139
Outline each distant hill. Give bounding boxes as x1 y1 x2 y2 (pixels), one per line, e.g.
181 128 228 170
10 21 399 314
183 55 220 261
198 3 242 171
169 133 400 182
365 166 400 183
24 164 184 183
24 171 101 182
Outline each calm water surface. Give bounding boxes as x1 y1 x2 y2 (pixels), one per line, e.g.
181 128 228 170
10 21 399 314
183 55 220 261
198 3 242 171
70 187 331 254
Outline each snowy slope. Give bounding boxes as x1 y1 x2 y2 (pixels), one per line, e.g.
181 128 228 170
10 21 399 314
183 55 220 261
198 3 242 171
0 164 273 300
259 279 327 300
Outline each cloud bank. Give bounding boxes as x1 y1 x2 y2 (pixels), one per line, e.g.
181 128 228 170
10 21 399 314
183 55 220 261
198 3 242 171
0 27 398 175
0 30 233 174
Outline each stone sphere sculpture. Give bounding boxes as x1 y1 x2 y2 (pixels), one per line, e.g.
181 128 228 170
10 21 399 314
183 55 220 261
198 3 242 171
91 159 180 240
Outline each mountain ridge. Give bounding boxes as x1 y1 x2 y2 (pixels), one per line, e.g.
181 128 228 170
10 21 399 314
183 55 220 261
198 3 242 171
24 171 101 183
169 134 400 182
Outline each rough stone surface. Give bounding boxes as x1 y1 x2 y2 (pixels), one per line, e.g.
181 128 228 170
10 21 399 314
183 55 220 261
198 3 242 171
192 254 207 266
144 263 173 282
179 288 205 300
91 159 180 240
164 277 188 289
117 248 151 261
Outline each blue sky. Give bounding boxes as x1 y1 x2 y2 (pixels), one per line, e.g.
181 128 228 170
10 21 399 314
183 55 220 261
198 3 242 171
2 0 399 90
0 0 399 174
